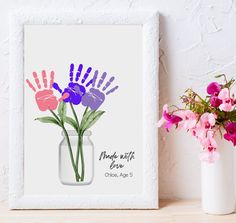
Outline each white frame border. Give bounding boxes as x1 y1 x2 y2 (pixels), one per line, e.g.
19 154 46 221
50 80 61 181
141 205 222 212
9 10 159 209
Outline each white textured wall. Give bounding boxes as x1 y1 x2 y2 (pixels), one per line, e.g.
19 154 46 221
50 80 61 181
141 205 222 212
1 0 236 201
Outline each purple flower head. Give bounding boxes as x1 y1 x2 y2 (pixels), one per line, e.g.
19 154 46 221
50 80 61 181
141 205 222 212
52 63 93 105
207 82 221 96
82 70 119 110
224 122 236 146
210 96 222 108
163 110 183 132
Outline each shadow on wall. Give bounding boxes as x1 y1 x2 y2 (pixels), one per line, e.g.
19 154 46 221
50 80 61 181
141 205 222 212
158 13 174 199
158 13 202 200
158 14 196 200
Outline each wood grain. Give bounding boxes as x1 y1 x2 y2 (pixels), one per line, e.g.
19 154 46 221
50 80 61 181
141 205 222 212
0 200 235 223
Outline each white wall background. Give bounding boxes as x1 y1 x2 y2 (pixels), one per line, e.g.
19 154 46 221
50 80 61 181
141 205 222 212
0 0 236 201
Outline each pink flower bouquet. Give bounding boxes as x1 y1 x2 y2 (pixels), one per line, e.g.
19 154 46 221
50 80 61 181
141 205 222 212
158 74 236 163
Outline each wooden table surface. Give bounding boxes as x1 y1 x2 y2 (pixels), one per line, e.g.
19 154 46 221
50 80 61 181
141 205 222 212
0 200 235 223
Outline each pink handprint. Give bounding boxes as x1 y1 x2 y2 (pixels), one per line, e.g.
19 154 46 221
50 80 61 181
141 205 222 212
26 70 69 111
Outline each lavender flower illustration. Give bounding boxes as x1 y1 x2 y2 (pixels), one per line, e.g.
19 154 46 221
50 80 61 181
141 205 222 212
82 70 119 110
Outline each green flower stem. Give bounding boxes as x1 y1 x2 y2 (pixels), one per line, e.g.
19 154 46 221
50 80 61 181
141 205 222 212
79 133 85 181
49 110 80 182
69 105 89 182
79 107 89 181
83 106 89 117
62 125 80 182
49 109 61 123
70 103 80 130
69 103 81 175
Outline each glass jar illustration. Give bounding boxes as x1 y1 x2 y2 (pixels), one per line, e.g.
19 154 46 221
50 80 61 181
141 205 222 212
59 130 94 185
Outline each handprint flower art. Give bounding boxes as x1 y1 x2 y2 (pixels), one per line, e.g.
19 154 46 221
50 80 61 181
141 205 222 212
52 63 92 105
26 63 119 184
26 70 69 111
53 63 119 110
82 70 119 110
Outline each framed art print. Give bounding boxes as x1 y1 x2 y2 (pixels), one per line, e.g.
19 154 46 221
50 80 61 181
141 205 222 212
9 10 159 209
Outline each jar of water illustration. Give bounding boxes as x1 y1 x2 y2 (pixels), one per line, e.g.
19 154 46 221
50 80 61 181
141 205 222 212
59 130 94 185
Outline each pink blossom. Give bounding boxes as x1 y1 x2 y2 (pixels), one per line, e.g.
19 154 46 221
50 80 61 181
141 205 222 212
207 82 221 96
210 96 222 108
157 104 183 132
157 104 168 127
199 131 219 163
199 112 216 132
192 113 216 144
200 131 217 151
178 110 198 130
224 122 236 146
200 113 215 127
218 88 234 112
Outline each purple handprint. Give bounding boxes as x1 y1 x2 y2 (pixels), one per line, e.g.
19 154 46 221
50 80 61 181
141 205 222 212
52 64 93 105
81 70 119 110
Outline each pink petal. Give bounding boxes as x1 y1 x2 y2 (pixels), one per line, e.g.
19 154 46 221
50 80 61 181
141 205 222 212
157 117 165 128
164 122 173 132
207 82 221 95
207 113 216 126
218 88 229 100
163 104 168 113
200 113 208 122
171 115 182 123
200 113 216 127
163 111 172 121
219 103 233 112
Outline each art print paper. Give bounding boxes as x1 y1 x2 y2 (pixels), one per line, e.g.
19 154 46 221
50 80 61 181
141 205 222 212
24 25 143 195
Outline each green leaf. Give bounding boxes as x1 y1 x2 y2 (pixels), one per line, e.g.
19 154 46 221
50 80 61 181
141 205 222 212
58 101 67 122
231 117 236 122
64 116 78 132
81 111 105 133
35 116 61 127
80 109 95 129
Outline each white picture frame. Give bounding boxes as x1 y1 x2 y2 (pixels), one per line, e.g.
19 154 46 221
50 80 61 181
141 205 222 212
9 9 159 209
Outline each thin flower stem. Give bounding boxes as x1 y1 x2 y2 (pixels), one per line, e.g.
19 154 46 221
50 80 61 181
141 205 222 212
70 103 80 131
78 107 89 181
83 106 89 117
49 109 61 123
69 103 81 176
79 134 85 181
49 110 80 182
195 93 207 105
62 125 80 182
169 105 181 110
75 143 80 175
223 74 228 85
